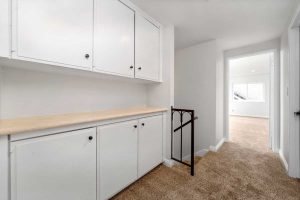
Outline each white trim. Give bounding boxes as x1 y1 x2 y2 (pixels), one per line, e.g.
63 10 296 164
164 149 209 167
163 159 175 167
279 149 288 172
230 114 269 119
224 47 280 152
287 25 300 178
182 149 209 161
209 138 225 152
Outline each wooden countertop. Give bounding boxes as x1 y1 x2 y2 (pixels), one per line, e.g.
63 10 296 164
0 107 168 136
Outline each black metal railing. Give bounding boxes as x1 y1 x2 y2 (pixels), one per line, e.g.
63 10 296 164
171 106 198 176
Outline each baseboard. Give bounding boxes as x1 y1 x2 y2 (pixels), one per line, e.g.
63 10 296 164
182 149 209 161
230 114 269 119
163 159 175 167
279 149 288 172
209 138 225 152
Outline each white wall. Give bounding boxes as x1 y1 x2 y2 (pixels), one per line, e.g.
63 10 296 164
175 40 217 154
0 66 148 119
229 74 270 118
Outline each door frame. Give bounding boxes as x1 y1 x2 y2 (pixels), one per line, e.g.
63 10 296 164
224 48 280 152
287 7 300 178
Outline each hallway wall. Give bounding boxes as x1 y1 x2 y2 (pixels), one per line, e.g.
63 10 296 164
175 40 218 156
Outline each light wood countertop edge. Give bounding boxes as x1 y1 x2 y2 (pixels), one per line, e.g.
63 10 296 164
0 107 168 136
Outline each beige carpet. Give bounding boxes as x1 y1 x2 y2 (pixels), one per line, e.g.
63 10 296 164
112 116 300 200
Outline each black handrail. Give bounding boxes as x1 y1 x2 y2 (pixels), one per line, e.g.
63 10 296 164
171 106 197 176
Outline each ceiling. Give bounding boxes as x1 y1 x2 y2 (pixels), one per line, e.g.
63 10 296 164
229 52 271 77
130 0 300 50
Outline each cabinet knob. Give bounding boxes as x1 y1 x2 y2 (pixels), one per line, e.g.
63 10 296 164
88 136 93 140
130 66 134 69
138 67 142 70
134 125 138 128
85 54 90 59
141 123 145 126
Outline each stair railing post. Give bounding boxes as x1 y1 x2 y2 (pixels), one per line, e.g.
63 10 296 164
191 110 195 176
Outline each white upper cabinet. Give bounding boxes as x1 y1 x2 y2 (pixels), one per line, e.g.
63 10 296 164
10 128 97 200
135 15 160 81
0 0 10 58
12 0 93 69
8 0 162 81
94 0 135 78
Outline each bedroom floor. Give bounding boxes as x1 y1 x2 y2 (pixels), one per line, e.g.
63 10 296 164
112 116 300 200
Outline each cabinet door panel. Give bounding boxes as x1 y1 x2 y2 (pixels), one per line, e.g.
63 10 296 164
138 115 163 177
0 0 10 58
98 120 138 200
10 128 97 200
94 0 134 77
14 0 93 68
135 15 160 81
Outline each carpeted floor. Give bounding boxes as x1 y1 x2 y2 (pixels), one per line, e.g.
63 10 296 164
112 116 300 200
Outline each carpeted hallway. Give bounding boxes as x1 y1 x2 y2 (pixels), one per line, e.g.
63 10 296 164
112 116 300 200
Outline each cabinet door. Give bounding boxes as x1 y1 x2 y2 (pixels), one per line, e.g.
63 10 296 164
138 115 163 177
98 120 138 200
10 128 97 200
0 0 10 58
93 0 134 77
13 0 93 69
135 15 160 81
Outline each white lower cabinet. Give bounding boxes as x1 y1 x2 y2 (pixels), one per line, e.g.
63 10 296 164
8 114 163 200
10 128 97 200
138 115 163 177
98 120 138 200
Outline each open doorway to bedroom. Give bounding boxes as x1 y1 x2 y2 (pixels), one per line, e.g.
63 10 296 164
228 52 273 151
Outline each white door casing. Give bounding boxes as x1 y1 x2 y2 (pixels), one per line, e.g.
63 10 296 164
225 49 280 153
288 25 300 178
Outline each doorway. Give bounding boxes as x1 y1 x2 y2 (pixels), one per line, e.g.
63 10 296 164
226 51 278 151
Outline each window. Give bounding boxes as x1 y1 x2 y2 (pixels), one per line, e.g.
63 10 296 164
233 83 265 102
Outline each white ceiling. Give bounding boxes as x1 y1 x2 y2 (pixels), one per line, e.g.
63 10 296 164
229 52 271 77
130 0 300 50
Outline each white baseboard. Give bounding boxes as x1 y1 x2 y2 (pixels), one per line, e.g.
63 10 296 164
279 149 288 172
182 149 209 161
209 138 225 152
230 114 269 119
163 159 175 167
